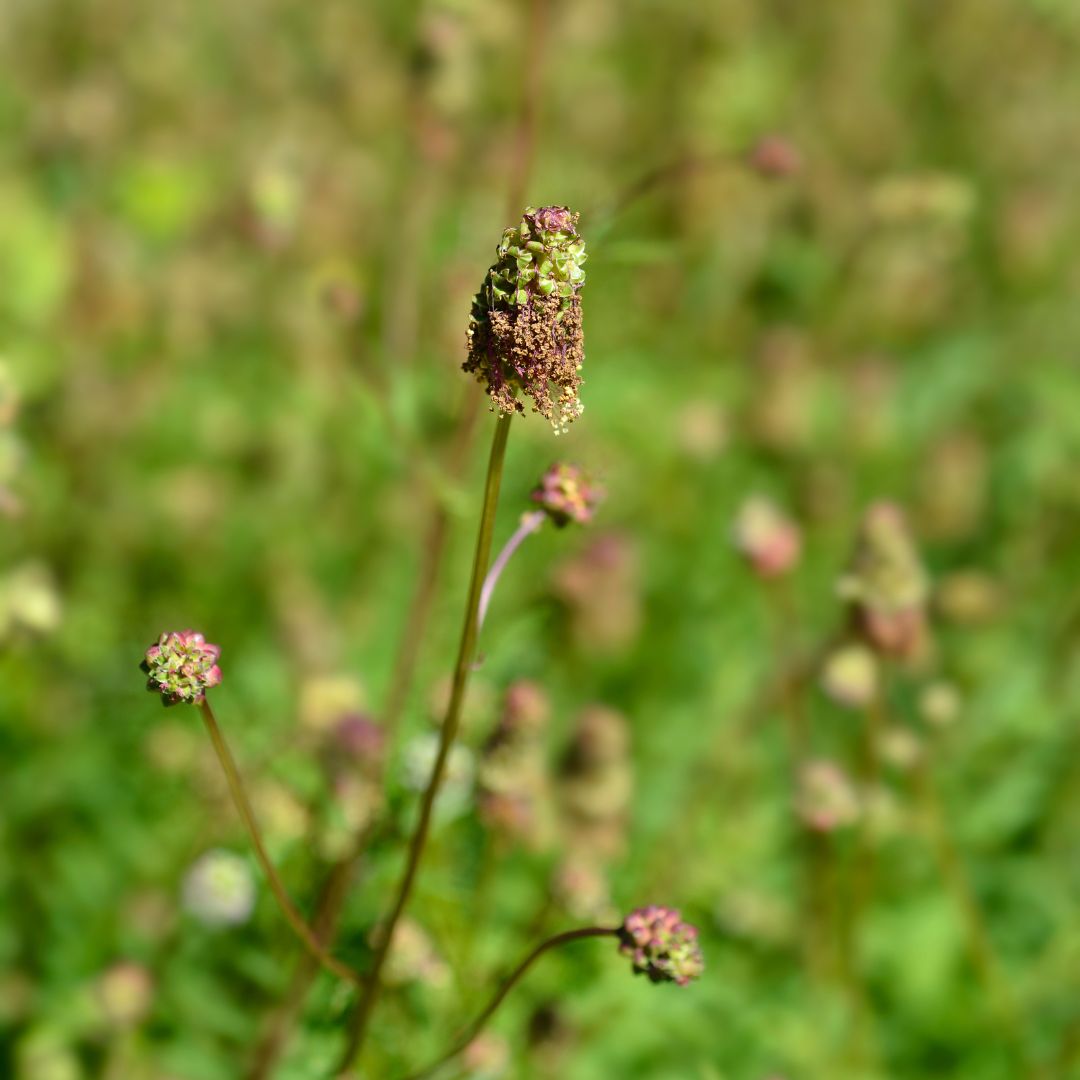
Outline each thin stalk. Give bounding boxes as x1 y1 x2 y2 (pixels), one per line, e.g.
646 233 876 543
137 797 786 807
246 391 481 1079
245 852 357 1079
916 759 1014 1018
763 579 824 983
404 927 618 1080
338 412 513 1072
913 723 1033 1070
198 700 364 988
478 509 546 629
838 691 886 1070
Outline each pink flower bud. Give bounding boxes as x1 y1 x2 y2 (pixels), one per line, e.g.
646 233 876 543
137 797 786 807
531 463 604 527
141 630 222 706
732 496 802 579
617 905 704 986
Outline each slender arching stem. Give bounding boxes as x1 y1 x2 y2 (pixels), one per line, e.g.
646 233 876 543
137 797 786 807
404 926 619 1080
197 699 364 988
337 411 513 1072
478 509 546 629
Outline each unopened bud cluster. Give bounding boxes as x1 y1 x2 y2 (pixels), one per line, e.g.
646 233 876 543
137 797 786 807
732 495 802 578
142 630 222 705
558 706 632 862
477 681 554 849
464 206 587 433
617 905 704 986
838 502 929 657
531 463 603 527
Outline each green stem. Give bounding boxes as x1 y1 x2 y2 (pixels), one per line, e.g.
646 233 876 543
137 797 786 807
338 412 513 1072
198 700 364 988
404 926 618 1080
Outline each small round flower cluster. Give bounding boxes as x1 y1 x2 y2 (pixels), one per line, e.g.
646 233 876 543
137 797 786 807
732 495 802 579
617 905 704 986
795 760 860 832
463 206 587 433
182 849 255 926
531 463 603 527
141 630 222 705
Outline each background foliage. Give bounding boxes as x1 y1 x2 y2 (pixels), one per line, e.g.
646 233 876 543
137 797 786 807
1 1 1079 1077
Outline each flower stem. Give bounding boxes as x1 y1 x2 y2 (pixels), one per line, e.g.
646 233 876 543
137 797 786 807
246 393 482 1080
478 509 546 629
404 926 618 1080
197 699 364 988
338 411 513 1072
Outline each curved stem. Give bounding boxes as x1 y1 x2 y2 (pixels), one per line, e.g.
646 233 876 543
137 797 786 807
405 927 618 1080
198 699 364 988
478 510 546 630
338 412 513 1072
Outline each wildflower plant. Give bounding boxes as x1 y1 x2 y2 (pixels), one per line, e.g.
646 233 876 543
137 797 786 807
137 206 701 1079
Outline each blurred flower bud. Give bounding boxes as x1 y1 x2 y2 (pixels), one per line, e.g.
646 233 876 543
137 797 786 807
748 328 819 452
819 643 879 709
141 630 222 706
298 674 367 735
531 463 604 527
747 135 802 178
795 761 860 832
674 400 728 462
96 962 154 1028
0 561 62 637
838 502 930 658
181 849 255 927
558 706 632 861
330 712 386 774
618 905 704 986
462 1032 510 1078
374 917 449 989
918 680 962 728
919 433 987 540
501 679 550 736
567 705 629 767
478 681 554 849
936 570 1001 626
551 533 642 655
732 495 802 579
878 725 922 771
551 857 615 922
463 206 587 433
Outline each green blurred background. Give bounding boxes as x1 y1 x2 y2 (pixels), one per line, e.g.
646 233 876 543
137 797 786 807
2 0 1079 1077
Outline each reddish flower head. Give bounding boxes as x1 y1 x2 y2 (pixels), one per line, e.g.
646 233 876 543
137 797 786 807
618 905 704 986
531 463 603 527
142 630 222 705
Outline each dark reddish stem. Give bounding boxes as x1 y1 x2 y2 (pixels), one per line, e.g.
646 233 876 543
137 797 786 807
404 927 618 1080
